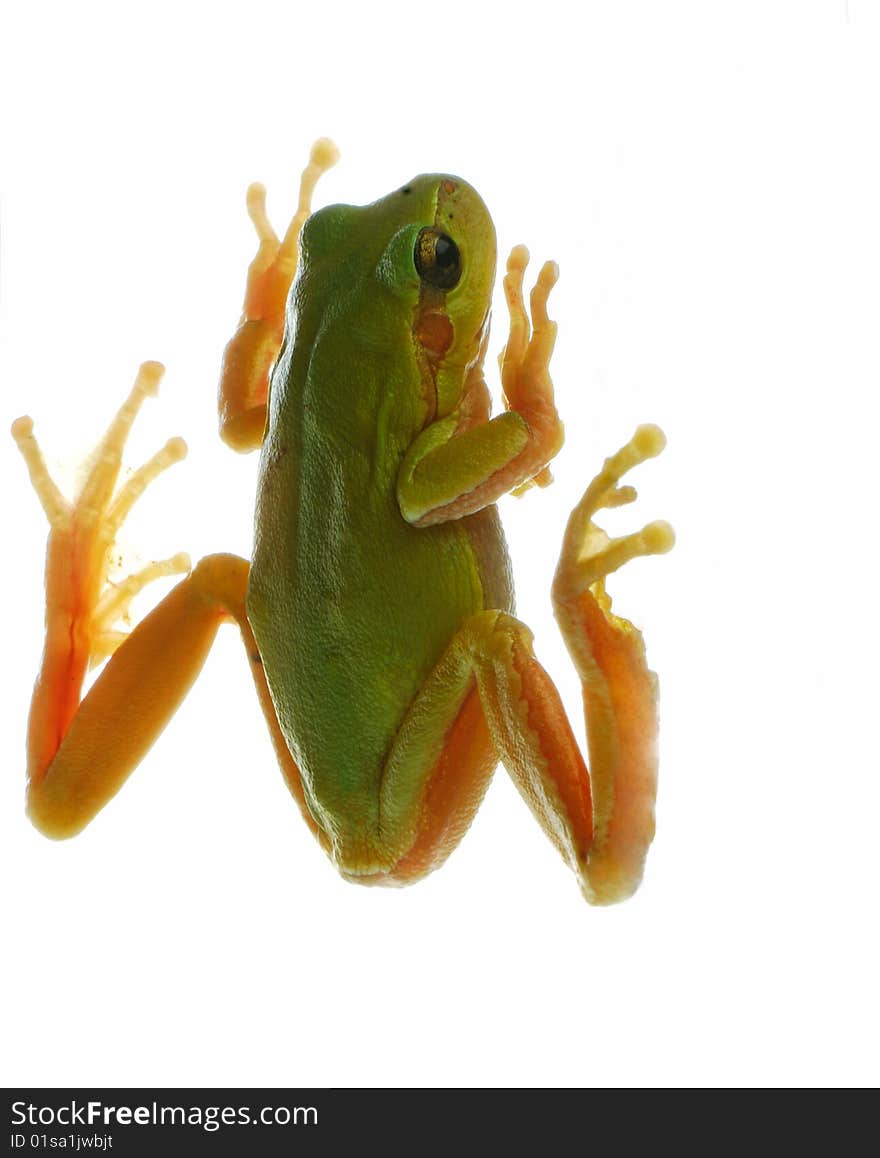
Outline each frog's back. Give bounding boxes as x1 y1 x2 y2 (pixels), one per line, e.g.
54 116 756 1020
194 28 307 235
246 177 512 868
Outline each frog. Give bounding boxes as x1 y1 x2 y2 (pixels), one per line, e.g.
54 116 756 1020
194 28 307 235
12 140 673 905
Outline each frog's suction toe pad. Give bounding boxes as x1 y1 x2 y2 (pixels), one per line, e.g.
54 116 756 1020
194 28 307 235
633 424 666 458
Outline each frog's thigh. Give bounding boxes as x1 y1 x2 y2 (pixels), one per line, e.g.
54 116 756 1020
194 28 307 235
377 610 590 886
28 554 321 846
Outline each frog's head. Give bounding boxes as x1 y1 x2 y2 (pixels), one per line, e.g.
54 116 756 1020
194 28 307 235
296 174 496 420
400 174 496 419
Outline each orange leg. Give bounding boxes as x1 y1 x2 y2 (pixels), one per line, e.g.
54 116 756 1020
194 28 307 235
11 372 321 843
374 428 673 904
218 138 339 451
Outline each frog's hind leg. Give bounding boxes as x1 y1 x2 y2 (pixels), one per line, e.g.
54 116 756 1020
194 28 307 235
218 138 339 451
549 425 674 902
373 610 592 891
376 427 673 904
12 370 323 845
12 361 190 798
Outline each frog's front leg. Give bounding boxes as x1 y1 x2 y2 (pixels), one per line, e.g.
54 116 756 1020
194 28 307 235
218 138 339 450
378 431 672 903
11 369 323 844
398 247 564 525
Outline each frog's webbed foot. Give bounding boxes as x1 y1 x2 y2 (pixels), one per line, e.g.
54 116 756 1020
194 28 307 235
12 362 190 742
549 425 674 903
219 138 339 451
498 245 564 493
553 424 675 601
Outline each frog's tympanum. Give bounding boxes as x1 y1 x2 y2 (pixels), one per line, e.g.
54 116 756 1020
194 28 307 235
13 141 673 904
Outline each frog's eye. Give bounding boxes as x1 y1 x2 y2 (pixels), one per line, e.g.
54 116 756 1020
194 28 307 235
414 227 461 291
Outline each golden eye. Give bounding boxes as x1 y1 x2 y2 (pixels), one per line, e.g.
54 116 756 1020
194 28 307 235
414 227 461 291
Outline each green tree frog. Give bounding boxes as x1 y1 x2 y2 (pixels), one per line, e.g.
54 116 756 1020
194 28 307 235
12 140 673 905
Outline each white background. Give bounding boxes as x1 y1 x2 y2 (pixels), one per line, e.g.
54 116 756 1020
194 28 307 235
2 1 878 1089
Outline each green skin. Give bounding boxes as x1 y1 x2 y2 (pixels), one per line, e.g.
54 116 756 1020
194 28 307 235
247 176 513 868
15 151 668 904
